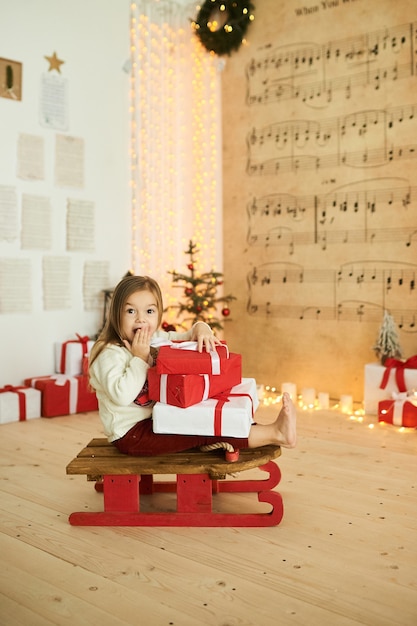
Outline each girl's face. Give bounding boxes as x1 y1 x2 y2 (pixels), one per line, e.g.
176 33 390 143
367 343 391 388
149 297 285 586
120 289 160 342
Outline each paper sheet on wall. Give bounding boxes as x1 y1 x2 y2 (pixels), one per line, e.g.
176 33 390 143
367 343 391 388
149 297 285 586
66 198 95 251
83 261 110 311
39 73 69 131
21 194 52 250
55 134 84 188
0 258 32 313
17 133 45 181
42 256 71 310
0 185 18 242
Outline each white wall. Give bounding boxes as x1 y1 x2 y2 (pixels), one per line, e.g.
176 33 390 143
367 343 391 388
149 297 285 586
0 0 131 385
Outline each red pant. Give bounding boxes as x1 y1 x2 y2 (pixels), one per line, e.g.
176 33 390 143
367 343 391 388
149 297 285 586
113 417 249 456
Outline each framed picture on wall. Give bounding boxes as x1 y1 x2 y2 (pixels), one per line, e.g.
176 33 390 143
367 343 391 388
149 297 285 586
0 57 22 101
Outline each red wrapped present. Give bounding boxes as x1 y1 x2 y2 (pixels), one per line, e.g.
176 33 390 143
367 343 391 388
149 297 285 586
81 354 89 376
24 374 98 417
0 385 41 424
54 334 95 377
155 342 229 376
152 378 258 437
148 353 242 408
378 392 417 428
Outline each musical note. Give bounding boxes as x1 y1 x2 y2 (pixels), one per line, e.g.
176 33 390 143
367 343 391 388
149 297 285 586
246 23 414 107
242 23 417 337
246 260 417 332
249 267 258 285
247 103 417 176
247 226 417 250
246 179 417 253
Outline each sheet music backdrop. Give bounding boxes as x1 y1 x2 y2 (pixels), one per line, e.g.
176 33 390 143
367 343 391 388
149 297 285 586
222 0 417 402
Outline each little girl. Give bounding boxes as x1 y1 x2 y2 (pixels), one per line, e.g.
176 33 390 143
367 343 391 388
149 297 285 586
89 274 296 456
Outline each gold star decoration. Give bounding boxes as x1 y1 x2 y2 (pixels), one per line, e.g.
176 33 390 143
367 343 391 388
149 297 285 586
44 52 65 73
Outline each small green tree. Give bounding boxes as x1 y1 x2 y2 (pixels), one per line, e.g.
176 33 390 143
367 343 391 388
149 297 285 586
373 310 403 364
165 240 236 332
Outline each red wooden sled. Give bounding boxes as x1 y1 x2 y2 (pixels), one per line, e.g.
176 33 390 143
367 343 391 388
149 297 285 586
66 438 284 527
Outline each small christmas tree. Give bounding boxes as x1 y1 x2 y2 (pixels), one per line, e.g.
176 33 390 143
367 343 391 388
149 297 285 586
164 240 236 332
373 310 403 364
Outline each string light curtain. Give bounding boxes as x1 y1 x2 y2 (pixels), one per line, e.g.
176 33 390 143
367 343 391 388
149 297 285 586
130 0 223 316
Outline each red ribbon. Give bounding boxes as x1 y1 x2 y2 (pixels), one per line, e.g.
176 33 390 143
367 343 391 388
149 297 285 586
380 356 417 392
60 334 90 373
0 385 27 420
212 389 255 436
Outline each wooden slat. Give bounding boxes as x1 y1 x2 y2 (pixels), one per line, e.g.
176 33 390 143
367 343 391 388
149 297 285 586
66 442 281 479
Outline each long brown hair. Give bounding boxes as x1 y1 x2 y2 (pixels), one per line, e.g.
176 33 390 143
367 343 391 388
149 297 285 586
89 275 163 367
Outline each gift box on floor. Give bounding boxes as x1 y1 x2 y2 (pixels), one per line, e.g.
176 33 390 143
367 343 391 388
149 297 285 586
364 359 417 415
378 393 417 428
148 353 242 408
55 334 95 377
24 374 98 417
152 378 258 438
155 342 229 376
0 385 41 424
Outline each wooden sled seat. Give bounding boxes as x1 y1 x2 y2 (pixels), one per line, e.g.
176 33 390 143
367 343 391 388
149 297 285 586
66 438 284 527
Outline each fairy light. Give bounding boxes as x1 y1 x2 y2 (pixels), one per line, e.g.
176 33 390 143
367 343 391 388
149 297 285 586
258 380 417 432
130 2 222 320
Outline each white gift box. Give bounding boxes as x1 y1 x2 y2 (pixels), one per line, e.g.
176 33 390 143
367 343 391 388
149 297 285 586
364 363 417 415
0 387 42 424
55 337 95 376
152 378 259 438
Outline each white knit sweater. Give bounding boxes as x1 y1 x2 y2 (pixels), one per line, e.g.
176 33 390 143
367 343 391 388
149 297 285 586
89 328 192 442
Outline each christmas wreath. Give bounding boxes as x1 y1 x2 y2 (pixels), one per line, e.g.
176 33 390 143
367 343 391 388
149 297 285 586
191 0 255 56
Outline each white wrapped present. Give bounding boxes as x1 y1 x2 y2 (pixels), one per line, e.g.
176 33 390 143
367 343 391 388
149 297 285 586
55 334 95 376
152 378 259 438
364 360 417 415
0 385 42 424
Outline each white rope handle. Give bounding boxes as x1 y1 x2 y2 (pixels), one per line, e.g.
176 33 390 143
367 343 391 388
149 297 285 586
200 441 235 453
200 441 240 462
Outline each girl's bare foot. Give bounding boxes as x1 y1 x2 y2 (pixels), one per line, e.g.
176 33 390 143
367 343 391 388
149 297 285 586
274 392 297 448
248 391 297 449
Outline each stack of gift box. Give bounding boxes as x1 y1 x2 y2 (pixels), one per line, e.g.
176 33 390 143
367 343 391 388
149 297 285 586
0 334 98 425
149 342 258 437
364 357 417 427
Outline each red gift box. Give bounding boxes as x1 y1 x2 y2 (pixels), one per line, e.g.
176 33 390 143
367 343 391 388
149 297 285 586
155 343 229 376
378 394 417 428
24 374 98 417
148 353 242 408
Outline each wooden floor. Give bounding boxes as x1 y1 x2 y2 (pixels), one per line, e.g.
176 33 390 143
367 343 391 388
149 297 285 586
1 404 416 626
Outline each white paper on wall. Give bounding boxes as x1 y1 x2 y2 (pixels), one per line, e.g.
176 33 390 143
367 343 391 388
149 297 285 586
0 185 18 242
55 134 84 188
0 258 32 313
66 198 95 251
42 256 71 310
21 194 52 250
17 133 45 181
39 73 69 131
83 260 110 311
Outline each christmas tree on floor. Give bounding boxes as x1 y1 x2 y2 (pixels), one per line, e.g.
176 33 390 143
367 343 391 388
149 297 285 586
163 240 236 332
373 310 403 364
